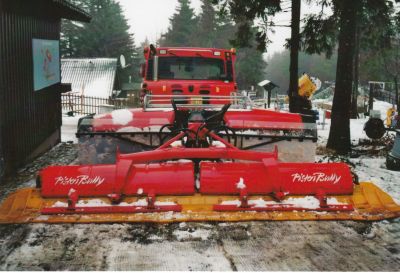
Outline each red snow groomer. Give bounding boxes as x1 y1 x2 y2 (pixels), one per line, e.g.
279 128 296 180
0 100 399 223
76 45 318 165
0 46 399 223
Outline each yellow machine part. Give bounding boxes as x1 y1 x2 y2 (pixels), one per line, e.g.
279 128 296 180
386 107 395 127
0 182 399 224
298 74 317 98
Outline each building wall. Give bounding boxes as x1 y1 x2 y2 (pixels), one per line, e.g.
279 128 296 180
0 7 62 174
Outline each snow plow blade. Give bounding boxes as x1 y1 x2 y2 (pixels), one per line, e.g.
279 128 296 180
0 182 399 223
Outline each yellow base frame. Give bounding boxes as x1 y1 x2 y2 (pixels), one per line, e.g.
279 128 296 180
0 182 399 223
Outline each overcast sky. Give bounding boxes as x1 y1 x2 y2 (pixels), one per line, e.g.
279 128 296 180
116 0 315 56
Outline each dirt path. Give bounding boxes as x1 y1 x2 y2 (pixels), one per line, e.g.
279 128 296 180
0 220 399 271
0 143 399 271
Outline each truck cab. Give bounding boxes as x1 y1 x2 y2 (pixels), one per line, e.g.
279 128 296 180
140 45 238 103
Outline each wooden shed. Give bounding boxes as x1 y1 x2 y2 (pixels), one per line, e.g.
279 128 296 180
0 0 90 177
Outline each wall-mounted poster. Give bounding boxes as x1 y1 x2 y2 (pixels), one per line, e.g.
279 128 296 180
32 39 60 91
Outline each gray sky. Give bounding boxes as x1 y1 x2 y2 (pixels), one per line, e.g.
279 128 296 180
116 0 315 56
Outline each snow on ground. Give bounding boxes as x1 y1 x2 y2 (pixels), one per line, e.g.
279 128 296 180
316 99 393 144
317 116 371 145
315 99 399 202
61 114 84 143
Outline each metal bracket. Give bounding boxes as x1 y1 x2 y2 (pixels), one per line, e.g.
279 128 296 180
41 190 182 215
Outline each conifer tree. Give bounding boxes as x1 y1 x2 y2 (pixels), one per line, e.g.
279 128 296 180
60 0 139 82
161 0 198 46
193 0 217 47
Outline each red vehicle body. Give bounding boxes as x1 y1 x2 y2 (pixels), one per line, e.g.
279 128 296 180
140 46 238 102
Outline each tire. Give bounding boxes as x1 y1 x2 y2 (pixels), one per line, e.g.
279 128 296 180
364 118 386 139
386 153 400 171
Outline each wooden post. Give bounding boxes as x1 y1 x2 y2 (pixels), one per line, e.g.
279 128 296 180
368 82 374 114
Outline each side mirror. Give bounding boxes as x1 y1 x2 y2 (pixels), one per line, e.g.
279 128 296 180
139 63 146 78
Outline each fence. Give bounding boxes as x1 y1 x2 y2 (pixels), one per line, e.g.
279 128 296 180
61 92 137 115
374 88 398 105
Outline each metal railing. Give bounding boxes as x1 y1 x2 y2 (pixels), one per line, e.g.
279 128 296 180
373 89 398 105
61 92 137 115
143 94 253 110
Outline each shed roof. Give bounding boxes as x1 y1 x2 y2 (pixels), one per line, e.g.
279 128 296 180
50 0 91 22
1 0 91 22
61 58 118 99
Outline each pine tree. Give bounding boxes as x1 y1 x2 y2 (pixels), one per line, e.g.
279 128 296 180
301 0 395 153
60 0 139 82
235 45 267 89
193 0 217 47
161 0 198 46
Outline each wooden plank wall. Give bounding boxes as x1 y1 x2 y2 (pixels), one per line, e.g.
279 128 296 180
0 7 62 173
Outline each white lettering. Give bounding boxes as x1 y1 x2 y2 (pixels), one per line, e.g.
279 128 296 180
54 175 105 187
291 172 341 184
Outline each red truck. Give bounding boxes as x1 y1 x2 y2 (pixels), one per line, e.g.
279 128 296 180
140 45 238 103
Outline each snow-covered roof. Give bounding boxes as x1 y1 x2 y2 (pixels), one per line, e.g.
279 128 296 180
258 80 272 87
258 80 278 88
61 58 117 99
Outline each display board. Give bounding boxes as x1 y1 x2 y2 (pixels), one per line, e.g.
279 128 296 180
32 39 60 91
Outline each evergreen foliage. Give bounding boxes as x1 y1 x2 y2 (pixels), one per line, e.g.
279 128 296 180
161 0 198 46
161 0 267 89
265 50 338 92
60 0 139 83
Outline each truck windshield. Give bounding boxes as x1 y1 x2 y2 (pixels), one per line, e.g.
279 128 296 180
158 57 227 80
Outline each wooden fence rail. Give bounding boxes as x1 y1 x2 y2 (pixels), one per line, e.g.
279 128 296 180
61 93 137 115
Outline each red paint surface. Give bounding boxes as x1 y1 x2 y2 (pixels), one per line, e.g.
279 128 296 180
91 108 306 132
92 109 174 132
40 162 195 197
224 109 304 130
199 161 353 195
40 147 353 198
142 47 237 98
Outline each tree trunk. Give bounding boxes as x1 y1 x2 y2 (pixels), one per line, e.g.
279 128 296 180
350 23 360 119
326 0 358 154
288 0 300 113
395 77 399 110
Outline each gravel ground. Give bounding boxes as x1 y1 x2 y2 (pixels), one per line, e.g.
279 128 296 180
0 142 399 271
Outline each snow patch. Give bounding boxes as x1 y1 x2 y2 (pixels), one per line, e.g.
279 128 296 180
143 125 162 132
236 177 246 189
177 159 192 163
76 199 108 207
212 141 226 148
195 178 200 190
61 115 84 143
52 201 68 207
326 197 346 205
116 126 142 132
170 141 182 147
35 215 49 221
148 234 163 241
50 198 178 208
220 200 242 206
173 229 211 241
111 109 133 125
220 196 346 209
